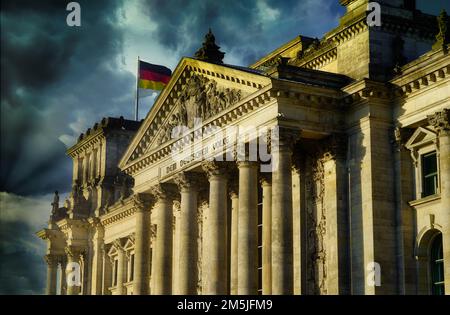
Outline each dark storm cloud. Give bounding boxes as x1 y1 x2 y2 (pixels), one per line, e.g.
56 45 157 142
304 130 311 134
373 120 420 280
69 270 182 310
0 220 46 294
141 0 344 65
0 0 134 196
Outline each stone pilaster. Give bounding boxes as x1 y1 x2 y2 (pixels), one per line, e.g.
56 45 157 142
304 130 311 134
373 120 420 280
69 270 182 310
392 127 416 294
132 194 153 295
150 183 177 294
174 172 199 294
202 161 229 294
45 254 58 295
321 134 350 295
428 109 450 294
260 174 272 295
237 160 259 295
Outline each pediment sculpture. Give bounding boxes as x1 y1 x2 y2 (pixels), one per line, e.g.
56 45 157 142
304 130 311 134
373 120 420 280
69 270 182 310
156 74 242 146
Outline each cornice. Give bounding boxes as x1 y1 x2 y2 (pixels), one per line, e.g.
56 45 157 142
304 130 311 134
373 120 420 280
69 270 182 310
100 195 150 226
390 52 450 97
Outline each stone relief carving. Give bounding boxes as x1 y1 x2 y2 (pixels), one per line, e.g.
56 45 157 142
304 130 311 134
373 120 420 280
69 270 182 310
305 152 327 295
156 74 242 146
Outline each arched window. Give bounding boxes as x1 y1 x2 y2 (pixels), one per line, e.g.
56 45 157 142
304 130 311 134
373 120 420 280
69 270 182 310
430 233 445 295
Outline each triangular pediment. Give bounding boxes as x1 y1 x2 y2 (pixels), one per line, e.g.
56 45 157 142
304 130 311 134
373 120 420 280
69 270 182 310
119 57 271 170
405 127 436 150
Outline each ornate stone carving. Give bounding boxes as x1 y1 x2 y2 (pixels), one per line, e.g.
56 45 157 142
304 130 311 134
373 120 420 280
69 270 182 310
150 183 178 201
201 160 230 179
132 193 153 212
174 172 199 192
44 254 58 266
305 152 327 295
156 74 242 145
433 9 450 51
321 133 347 161
428 108 450 136
65 246 84 260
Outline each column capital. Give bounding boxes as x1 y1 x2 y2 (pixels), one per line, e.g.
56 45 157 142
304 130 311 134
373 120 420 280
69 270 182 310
44 254 59 266
236 160 259 169
271 127 301 152
259 173 272 186
428 108 450 136
174 172 200 192
65 246 84 260
150 183 178 201
132 193 153 213
202 160 230 179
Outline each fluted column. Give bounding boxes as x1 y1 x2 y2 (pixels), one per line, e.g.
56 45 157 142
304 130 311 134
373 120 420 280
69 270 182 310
150 184 176 294
202 161 228 294
45 254 58 295
229 177 239 295
133 194 152 295
237 161 259 295
271 129 298 294
260 175 272 295
174 172 199 294
428 109 450 294
115 241 126 295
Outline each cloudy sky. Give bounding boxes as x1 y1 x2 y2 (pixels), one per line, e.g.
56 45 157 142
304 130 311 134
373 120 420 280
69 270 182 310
0 0 448 294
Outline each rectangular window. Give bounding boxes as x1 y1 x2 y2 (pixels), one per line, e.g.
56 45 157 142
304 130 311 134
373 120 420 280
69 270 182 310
129 253 135 282
422 151 438 197
113 258 118 286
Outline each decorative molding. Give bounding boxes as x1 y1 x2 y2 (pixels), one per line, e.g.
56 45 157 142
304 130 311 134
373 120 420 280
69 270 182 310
428 108 450 136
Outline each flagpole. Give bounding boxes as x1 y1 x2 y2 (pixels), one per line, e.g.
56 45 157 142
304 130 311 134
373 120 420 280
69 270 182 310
135 56 140 121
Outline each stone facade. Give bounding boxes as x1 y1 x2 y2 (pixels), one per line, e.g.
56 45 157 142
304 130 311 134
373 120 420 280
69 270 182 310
37 0 449 295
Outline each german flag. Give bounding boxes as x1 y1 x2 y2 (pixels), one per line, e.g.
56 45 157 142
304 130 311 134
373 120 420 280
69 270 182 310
138 60 172 91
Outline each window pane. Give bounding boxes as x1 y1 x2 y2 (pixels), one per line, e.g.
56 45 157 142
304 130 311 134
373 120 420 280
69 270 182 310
422 152 438 197
430 234 445 295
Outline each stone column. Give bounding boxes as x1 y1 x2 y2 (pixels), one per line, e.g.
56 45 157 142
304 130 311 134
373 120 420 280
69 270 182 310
101 246 112 295
271 128 298 295
133 194 152 295
65 246 82 295
59 256 67 295
237 161 259 295
174 172 199 294
45 254 58 295
150 184 176 294
202 161 228 294
260 175 272 295
115 240 126 295
90 219 104 295
428 109 450 294
229 177 239 295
